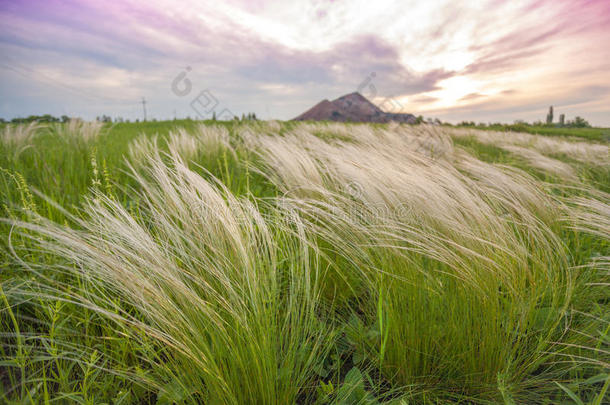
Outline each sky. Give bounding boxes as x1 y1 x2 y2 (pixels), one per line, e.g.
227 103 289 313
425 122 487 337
1 0 609 125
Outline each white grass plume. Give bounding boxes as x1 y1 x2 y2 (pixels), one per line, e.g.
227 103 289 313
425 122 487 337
1 122 42 160
52 119 104 144
450 127 609 166
12 151 331 404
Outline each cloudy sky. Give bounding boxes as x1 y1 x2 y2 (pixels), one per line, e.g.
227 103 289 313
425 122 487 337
1 0 609 125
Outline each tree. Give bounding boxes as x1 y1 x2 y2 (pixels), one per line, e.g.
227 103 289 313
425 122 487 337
9 114 61 123
568 116 590 128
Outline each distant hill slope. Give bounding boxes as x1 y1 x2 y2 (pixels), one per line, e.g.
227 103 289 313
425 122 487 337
293 92 416 124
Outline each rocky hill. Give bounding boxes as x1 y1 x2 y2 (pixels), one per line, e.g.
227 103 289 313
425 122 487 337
293 92 416 123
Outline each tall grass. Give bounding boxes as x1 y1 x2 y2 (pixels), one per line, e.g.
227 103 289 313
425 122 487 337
450 126 609 166
6 150 332 404
0 123 43 162
51 119 104 146
255 125 586 399
1 121 608 403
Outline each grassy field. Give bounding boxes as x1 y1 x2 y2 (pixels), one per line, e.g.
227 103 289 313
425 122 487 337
463 123 610 143
1 120 609 404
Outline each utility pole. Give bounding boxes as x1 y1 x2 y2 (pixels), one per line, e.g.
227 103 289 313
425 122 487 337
141 97 147 121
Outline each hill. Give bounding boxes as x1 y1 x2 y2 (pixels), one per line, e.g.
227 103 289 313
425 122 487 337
293 92 416 123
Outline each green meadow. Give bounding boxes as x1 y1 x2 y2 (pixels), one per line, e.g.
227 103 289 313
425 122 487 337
464 123 610 143
1 120 608 404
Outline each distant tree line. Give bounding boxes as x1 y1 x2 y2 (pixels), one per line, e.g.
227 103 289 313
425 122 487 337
542 106 590 128
2 109 590 128
0 112 262 124
0 115 139 124
456 109 592 129
209 111 258 121
241 112 258 121
0 114 72 124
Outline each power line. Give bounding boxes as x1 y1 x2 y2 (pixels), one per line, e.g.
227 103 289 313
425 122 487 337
141 97 147 121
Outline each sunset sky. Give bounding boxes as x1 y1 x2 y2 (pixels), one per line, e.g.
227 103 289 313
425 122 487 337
1 0 609 125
